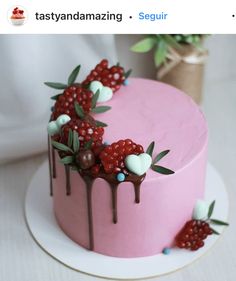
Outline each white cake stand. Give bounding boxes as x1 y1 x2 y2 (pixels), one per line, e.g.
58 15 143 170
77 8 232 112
25 162 229 280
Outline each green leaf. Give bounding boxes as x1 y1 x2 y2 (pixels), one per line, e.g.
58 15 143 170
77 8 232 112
210 219 229 226
68 129 73 148
162 35 182 50
51 141 73 153
124 69 132 79
44 82 68 89
91 90 100 109
146 141 155 157
153 150 170 164
84 139 93 150
210 227 220 235
68 65 81 86
91 106 111 114
154 40 167 67
151 165 175 175
73 131 80 153
95 120 108 127
130 37 156 53
208 200 215 219
51 94 62 100
74 102 85 118
60 156 74 165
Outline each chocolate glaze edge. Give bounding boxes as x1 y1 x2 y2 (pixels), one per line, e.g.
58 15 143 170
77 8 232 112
52 149 146 251
65 165 71 195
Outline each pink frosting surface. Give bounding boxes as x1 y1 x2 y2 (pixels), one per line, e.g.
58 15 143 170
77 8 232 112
53 78 208 257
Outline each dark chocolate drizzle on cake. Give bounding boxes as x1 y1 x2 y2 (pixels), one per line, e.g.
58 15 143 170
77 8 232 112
83 176 95 250
79 171 146 249
48 149 146 251
111 184 118 224
65 165 71 195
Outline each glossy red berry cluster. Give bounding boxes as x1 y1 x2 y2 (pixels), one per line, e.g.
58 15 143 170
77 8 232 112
61 119 104 151
52 85 93 120
176 219 213 251
82 59 125 92
99 139 144 174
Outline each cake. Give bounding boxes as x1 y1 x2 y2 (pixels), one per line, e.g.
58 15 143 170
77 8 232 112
46 59 228 258
10 7 25 26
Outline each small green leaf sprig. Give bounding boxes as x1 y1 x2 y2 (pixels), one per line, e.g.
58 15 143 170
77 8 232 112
45 64 111 124
45 65 81 92
146 141 174 175
130 35 208 67
51 129 93 167
206 200 229 235
74 90 111 121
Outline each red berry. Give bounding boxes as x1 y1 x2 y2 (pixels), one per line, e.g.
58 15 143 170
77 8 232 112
82 59 126 92
99 139 144 174
91 164 101 176
176 219 212 251
60 117 104 153
52 85 93 120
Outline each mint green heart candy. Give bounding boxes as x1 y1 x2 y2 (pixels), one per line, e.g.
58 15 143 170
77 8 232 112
89 81 113 102
56 114 71 127
125 153 152 176
89 81 103 94
98 86 113 102
192 200 209 220
47 121 59 136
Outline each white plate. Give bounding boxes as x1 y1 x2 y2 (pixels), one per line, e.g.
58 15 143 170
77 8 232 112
25 162 229 280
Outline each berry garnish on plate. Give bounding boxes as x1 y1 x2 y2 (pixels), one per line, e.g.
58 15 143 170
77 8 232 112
176 200 229 251
82 59 132 92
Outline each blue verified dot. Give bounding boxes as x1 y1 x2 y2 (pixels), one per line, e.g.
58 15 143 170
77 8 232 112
123 79 129 86
117 173 125 182
162 247 171 255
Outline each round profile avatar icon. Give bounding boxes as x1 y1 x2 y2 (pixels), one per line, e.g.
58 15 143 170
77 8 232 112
10 6 26 26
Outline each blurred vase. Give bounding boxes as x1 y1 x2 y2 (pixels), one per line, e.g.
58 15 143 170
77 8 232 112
157 45 208 104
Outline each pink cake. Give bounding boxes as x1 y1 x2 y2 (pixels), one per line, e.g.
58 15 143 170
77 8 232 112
46 60 209 258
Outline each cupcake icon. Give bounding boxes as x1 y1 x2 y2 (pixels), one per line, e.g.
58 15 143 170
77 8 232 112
10 7 25 25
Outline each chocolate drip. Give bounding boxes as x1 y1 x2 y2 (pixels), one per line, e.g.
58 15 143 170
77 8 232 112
47 135 53 196
65 165 71 195
52 147 56 178
134 183 141 203
84 176 95 251
54 146 146 250
110 184 119 224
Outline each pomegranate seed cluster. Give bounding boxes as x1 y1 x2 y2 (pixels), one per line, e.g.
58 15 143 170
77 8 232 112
48 59 133 174
52 86 93 120
82 59 125 92
61 119 104 151
99 139 144 174
176 219 213 251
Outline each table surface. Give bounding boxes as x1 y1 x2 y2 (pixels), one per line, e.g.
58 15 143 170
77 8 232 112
0 79 236 281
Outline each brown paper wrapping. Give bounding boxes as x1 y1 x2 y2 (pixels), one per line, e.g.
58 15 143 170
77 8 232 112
157 45 208 104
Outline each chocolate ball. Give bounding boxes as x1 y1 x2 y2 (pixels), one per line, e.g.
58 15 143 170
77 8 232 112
77 149 95 169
